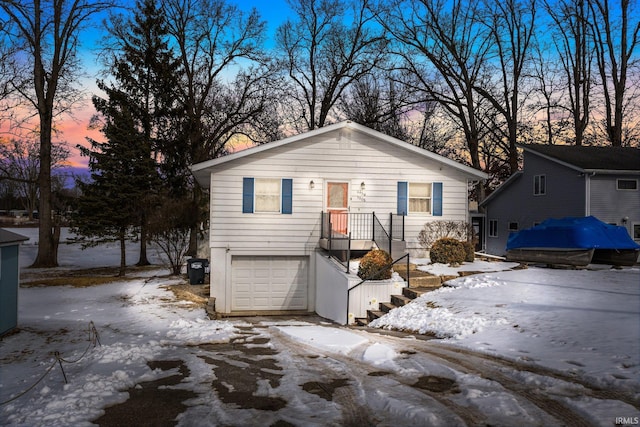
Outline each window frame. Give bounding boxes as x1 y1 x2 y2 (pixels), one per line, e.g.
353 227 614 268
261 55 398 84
253 178 282 213
533 174 546 196
408 182 432 214
489 219 498 237
616 179 638 191
508 222 519 232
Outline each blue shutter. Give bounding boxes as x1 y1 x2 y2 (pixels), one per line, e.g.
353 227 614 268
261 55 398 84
397 182 408 215
281 179 292 214
242 178 254 213
432 182 443 216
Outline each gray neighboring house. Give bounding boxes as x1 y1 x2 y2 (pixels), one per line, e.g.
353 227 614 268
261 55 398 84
480 144 640 256
0 229 28 336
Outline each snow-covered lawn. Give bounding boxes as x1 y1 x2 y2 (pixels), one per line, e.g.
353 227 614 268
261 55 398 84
1 227 639 426
371 265 640 391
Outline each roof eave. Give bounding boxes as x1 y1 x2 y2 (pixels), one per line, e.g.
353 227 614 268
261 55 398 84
583 169 640 175
191 121 489 185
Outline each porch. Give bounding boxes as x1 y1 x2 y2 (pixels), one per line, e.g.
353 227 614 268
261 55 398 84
319 212 406 268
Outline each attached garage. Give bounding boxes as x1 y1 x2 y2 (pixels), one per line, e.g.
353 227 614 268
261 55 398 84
231 256 309 311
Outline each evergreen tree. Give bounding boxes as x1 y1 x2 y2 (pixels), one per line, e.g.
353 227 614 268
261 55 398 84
73 0 178 274
112 0 182 265
74 0 180 271
74 93 159 276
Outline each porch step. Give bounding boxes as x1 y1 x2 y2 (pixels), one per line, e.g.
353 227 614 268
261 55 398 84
379 302 397 313
394 264 443 289
355 286 441 327
355 317 369 327
367 310 385 323
403 286 439 300
390 294 412 307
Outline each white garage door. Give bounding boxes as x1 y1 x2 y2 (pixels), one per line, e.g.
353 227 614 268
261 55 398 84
231 256 309 311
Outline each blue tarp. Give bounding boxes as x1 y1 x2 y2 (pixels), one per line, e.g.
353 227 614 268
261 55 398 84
506 216 640 251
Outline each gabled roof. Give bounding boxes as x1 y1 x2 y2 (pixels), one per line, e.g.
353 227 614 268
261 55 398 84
520 144 640 173
479 171 523 207
191 121 487 187
480 144 640 207
0 229 29 245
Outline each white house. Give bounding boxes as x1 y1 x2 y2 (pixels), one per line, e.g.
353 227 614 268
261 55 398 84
191 121 487 320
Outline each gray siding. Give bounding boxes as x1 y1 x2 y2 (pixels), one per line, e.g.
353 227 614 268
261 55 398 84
589 174 640 238
484 151 586 255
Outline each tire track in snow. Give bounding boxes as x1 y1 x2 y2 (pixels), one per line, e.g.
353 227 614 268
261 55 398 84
269 327 491 426
367 333 638 426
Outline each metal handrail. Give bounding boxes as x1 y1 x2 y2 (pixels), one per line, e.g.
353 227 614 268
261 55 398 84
373 212 391 255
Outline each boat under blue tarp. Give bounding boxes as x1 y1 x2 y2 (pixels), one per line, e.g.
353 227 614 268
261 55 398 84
506 216 640 266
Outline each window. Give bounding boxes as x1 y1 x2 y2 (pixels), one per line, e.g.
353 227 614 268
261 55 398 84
398 182 442 216
617 179 638 190
255 178 281 212
489 220 498 237
634 224 640 241
409 183 432 213
242 178 292 214
508 222 519 231
533 175 546 195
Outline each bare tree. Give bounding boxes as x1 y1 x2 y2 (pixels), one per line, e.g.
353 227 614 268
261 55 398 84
276 0 388 131
0 27 22 116
544 0 595 146
474 0 537 173
162 0 276 254
337 72 414 140
589 0 640 146
1 0 110 267
528 41 570 145
375 0 491 198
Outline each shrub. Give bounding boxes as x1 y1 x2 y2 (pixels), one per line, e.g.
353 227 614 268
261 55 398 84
461 241 475 262
418 220 475 249
429 238 466 265
357 249 393 280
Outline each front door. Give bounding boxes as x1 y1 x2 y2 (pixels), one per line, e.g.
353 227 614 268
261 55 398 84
327 182 349 235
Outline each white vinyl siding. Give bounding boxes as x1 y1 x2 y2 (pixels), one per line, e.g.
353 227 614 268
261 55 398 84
208 130 473 255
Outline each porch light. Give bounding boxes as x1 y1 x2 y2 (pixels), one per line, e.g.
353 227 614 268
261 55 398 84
360 181 366 191
309 180 315 189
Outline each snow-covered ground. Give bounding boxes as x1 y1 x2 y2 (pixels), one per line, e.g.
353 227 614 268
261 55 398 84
1 227 639 426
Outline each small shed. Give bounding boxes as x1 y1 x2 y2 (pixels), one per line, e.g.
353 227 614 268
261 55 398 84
0 229 28 336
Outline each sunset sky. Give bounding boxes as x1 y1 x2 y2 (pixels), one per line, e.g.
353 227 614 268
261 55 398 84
3 0 291 171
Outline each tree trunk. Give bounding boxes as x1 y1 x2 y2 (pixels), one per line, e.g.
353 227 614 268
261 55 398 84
118 228 127 277
137 218 150 266
31 113 57 267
